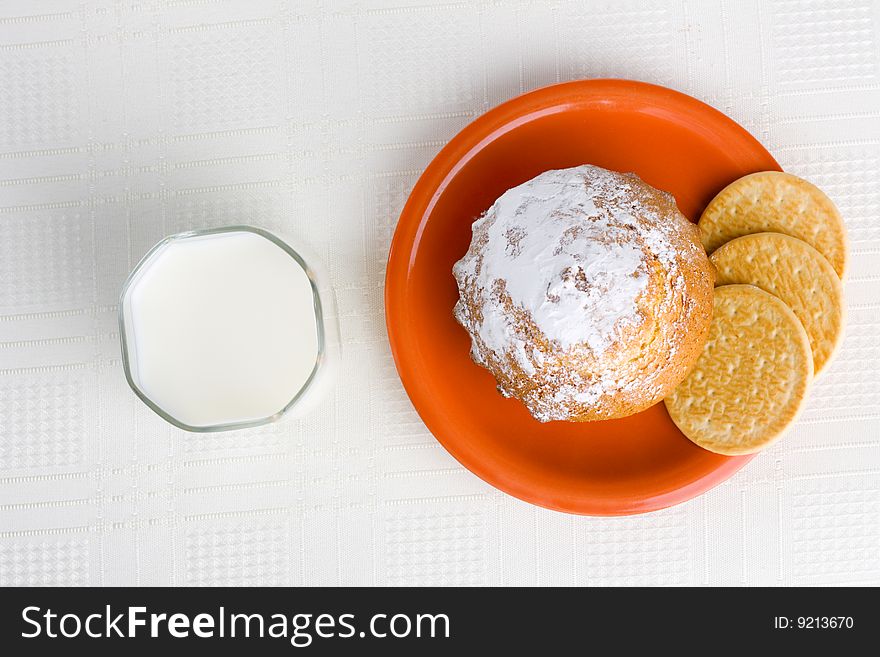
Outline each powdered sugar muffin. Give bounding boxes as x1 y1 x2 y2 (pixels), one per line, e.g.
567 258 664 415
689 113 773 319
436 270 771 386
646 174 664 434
452 164 715 422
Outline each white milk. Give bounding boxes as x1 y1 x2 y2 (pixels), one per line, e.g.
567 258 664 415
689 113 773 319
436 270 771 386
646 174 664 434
121 229 320 429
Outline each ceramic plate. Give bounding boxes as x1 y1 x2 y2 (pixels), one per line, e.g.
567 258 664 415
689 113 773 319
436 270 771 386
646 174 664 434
385 79 779 515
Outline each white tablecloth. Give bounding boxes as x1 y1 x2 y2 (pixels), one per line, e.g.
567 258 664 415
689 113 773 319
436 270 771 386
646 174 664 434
1 0 878 586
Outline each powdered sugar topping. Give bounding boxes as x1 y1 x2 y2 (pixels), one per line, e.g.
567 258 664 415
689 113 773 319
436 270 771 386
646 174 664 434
452 164 704 422
479 169 649 353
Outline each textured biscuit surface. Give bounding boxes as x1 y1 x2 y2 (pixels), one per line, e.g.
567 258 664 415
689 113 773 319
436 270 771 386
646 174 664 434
710 232 844 375
698 171 848 277
664 284 813 455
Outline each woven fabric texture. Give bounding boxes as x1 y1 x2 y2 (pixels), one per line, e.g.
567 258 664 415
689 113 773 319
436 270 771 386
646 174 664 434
0 0 878 586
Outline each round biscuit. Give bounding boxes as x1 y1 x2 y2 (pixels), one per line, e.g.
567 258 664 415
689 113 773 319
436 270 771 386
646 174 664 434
698 171 848 278
664 284 813 455
710 232 844 375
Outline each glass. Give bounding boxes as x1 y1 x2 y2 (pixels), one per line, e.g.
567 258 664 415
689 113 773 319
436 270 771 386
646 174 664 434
118 225 338 432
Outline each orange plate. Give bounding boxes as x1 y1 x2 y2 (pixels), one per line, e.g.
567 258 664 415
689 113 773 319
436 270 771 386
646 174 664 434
385 79 779 515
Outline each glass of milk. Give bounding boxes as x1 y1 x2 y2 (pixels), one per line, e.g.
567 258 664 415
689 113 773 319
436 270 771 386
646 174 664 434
119 226 337 432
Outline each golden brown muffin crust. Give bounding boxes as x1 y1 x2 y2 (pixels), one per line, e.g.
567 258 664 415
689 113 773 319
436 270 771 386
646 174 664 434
453 165 714 422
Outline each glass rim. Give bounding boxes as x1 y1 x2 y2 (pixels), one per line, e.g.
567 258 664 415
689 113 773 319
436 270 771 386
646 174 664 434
118 224 327 433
